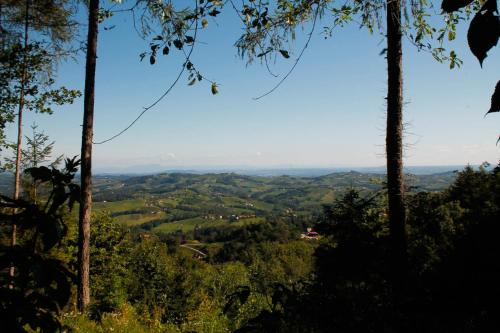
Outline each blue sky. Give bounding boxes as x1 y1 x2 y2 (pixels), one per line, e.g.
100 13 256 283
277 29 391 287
5 1 499 171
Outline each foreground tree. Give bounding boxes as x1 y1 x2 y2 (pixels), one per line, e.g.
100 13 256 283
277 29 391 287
1 41 80 278
385 0 407 296
0 157 80 332
1 0 80 281
78 0 99 312
75 0 225 310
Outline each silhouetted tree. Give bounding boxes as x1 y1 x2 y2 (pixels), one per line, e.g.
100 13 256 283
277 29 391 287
0 157 80 332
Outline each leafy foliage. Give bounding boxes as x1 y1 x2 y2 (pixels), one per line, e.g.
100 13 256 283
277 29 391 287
234 0 484 69
1 0 77 48
89 213 130 317
235 163 500 332
0 157 80 332
48 164 500 332
3 123 63 202
124 0 222 92
0 42 81 122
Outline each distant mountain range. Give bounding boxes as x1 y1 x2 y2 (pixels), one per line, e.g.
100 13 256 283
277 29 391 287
0 165 473 196
91 165 470 177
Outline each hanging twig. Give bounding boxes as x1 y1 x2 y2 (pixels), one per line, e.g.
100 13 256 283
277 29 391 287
93 1 200 145
252 4 320 100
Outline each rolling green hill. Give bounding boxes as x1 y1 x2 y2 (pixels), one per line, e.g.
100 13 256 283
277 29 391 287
89 171 457 233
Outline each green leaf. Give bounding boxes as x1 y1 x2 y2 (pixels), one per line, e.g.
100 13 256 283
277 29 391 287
211 82 218 95
209 9 221 17
279 50 290 58
173 39 183 50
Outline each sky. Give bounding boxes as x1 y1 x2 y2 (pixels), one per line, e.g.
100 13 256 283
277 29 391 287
4 1 499 172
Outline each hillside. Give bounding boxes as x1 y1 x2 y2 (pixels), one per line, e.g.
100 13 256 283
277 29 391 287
0 170 457 234
88 171 457 233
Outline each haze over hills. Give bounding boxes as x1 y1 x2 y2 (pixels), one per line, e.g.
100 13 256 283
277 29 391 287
91 164 470 176
0 164 473 197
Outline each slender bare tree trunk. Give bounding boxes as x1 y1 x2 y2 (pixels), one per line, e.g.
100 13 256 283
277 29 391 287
77 0 99 312
0 4 3 48
386 0 408 296
10 0 30 280
32 125 37 203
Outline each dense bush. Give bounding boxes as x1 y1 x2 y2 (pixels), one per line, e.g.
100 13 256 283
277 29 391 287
237 163 500 332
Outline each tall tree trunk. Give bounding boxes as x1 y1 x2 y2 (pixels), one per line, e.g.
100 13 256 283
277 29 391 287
386 0 408 297
32 125 37 204
78 0 99 312
0 4 3 48
10 0 30 280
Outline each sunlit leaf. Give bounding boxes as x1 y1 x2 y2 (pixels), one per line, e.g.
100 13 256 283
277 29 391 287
448 30 455 41
211 82 218 95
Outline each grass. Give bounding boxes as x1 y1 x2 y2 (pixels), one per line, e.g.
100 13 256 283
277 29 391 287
153 216 265 234
94 199 147 213
114 212 167 226
231 216 265 227
153 217 225 233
